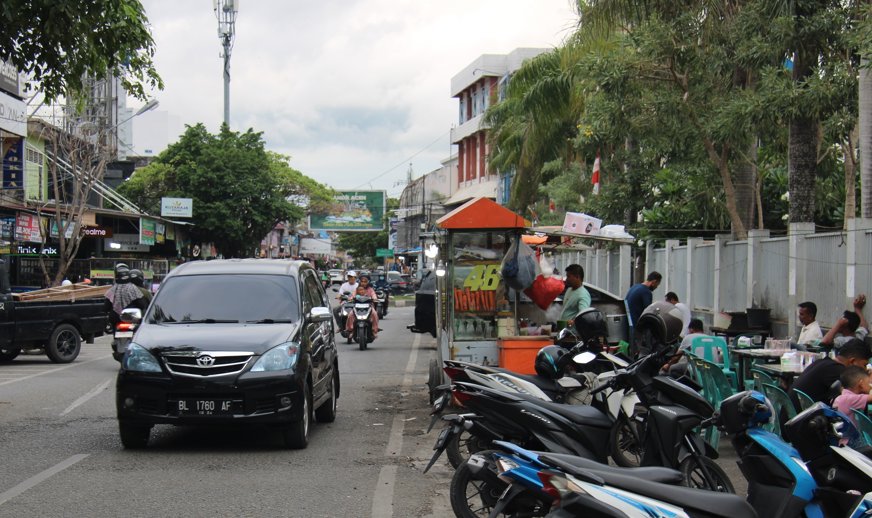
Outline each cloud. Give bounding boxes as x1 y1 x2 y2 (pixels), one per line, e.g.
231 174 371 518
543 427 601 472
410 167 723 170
137 0 577 192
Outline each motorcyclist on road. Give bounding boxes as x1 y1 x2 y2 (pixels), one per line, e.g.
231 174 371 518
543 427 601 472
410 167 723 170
346 275 379 338
104 263 145 327
128 269 152 307
333 271 359 326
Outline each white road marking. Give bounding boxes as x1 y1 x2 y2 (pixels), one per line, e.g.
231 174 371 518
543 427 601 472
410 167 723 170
372 465 397 517
374 332 421 517
0 356 109 387
60 377 113 416
0 454 89 507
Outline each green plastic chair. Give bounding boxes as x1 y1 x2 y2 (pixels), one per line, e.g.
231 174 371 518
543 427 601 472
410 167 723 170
686 353 718 407
851 409 872 446
690 335 738 389
793 389 816 411
750 368 776 393
762 383 797 437
697 358 737 450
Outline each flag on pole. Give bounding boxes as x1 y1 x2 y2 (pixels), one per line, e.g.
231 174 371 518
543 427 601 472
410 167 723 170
591 154 601 195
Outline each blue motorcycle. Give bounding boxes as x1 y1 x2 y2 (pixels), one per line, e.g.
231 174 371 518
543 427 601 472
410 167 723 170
473 391 872 517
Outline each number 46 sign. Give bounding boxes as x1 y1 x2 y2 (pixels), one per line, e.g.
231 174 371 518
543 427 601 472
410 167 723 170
463 264 501 291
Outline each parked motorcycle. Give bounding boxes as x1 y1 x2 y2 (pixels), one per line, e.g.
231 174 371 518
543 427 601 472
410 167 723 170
111 307 141 362
538 392 872 517
351 294 375 351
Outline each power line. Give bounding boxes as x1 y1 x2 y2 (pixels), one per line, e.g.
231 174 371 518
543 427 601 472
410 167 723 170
350 131 450 190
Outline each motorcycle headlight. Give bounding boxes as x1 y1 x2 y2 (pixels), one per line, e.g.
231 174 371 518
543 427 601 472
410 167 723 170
251 342 300 372
123 343 162 373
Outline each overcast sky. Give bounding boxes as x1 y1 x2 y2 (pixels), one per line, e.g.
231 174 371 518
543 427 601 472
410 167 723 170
133 1 578 198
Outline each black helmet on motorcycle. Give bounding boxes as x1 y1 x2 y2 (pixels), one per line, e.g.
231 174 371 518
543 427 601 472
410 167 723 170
114 263 130 283
572 308 609 343
636 301 684 348
717 390 773 434
128 268 144 287
534 345 568 379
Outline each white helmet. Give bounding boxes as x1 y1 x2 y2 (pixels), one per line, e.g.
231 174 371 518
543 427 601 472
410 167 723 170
347 270 357 278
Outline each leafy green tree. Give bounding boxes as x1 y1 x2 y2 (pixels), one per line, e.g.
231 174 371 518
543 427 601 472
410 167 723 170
0 0 162 101
119 124 331 257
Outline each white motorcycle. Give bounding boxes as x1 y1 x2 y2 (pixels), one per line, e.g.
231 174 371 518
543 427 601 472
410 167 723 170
351 294 375 351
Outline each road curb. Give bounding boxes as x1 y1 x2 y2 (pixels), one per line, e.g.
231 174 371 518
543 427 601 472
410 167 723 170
392 299 414 308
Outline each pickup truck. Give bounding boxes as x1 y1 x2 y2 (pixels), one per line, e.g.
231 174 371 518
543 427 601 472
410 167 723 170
0 261 107 363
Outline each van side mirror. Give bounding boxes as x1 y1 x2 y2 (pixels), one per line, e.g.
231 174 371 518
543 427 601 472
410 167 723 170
309 306 332 323
120 308 142 324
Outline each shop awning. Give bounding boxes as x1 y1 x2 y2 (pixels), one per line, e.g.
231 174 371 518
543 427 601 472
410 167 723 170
437 197 530 230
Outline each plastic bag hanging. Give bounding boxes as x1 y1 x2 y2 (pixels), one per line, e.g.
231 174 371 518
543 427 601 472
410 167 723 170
500 237 537 291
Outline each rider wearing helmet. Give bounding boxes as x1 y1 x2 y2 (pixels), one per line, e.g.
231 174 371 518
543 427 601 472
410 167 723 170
105 263 145 326
535 345 569 379
128 269 152 305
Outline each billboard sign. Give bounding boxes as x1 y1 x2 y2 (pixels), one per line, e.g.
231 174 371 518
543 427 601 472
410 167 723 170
0 90 26 136
160 197 193 218
308 191 385 232
139 218 156 245
0 59 22 97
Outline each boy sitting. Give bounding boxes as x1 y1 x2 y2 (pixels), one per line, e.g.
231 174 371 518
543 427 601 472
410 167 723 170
833 365 872 445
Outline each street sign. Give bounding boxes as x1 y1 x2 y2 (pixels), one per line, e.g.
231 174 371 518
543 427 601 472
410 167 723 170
376 248 394 258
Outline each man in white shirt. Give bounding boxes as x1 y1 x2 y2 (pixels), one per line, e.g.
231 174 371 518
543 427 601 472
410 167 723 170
797 301 823 345
665 292 691 338
337 271 359 299
334 271 360 330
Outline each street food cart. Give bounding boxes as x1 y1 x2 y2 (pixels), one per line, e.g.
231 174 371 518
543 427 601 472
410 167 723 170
428 198 553 393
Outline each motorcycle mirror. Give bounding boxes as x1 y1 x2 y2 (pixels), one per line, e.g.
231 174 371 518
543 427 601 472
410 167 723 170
573 351 597 364
331 287 338 292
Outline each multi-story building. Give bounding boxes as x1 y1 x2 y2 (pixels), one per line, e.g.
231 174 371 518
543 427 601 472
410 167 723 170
396 157 456 253
447 48 548 207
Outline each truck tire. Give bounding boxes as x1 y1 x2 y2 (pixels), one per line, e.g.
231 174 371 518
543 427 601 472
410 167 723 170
45 323 81 363
0 347 21 362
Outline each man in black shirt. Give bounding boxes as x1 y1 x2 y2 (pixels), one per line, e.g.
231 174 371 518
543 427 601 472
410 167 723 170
789 338 871 409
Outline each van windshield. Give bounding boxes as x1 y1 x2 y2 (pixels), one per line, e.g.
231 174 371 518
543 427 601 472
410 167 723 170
148 274 299 324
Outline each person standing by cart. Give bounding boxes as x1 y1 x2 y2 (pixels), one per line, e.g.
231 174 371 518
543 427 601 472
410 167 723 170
560 264 591 326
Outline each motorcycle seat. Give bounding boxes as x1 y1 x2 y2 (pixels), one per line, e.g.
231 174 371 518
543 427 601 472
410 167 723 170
555 467 756 518
540 452 683 485
534 400 612 429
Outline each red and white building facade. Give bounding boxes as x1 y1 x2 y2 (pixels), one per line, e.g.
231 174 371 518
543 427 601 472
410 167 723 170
446 48 548 207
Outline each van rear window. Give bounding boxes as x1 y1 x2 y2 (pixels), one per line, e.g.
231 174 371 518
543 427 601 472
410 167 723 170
148 274 299 324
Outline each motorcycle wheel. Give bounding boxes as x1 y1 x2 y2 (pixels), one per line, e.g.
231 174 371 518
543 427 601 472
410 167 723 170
609 415 644 467
449 455 507 518
679 455 735 493
358 327 367 351
446 430 489 469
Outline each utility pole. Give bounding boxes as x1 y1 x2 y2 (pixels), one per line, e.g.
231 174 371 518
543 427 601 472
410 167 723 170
214 0 238 127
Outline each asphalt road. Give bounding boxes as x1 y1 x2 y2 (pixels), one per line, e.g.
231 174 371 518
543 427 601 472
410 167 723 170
0 306 454 518
0 304 751 518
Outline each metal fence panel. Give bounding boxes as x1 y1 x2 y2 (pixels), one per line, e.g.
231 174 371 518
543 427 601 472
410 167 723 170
608 250 621 295
719 241 747 312
670 245 689 302
692 244 714 311
805 233 847 326
756 238 789 319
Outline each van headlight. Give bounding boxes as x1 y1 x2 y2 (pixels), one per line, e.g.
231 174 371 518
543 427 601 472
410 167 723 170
123 343 162 373
251 342 300 372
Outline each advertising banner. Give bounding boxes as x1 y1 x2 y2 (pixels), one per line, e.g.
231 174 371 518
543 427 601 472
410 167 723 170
308 191 385 232
0 59 22 97
388 217 398 252
15 213 43 242
105 233 150 253
139 218 156 245
0 90 25 136
299 237 331 255
160 197 193 218
3 139 23 189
